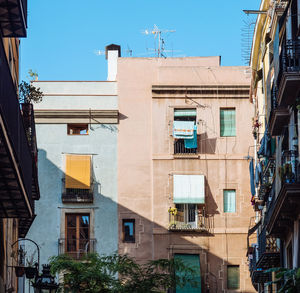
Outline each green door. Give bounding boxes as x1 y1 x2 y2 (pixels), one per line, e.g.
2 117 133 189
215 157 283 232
175 254 201 293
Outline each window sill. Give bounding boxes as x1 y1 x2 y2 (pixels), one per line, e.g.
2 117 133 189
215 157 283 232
173 154 199 159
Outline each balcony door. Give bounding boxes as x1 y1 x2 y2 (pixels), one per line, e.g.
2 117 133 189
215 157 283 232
65 214 90 258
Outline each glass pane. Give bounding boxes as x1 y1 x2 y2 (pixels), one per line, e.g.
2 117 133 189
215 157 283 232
227 266 240 289
79 228 89 239
66 215 76 228
80 215 90 228
124 222 134 236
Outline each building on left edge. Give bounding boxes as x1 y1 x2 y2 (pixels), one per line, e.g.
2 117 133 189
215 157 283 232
0 0 40 292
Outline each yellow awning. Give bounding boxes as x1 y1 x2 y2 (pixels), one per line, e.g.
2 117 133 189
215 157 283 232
65 155 91 189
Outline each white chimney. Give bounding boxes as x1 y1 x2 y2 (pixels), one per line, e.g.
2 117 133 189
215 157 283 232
105 44 121 81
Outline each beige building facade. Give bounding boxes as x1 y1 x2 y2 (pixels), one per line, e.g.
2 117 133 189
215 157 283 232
117 56 256 292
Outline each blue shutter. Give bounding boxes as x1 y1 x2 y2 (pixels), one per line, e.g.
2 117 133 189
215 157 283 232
224 190 236 213
175 254 201 293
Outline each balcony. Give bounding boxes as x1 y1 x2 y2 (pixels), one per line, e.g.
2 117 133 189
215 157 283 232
277 40 300 107
267 151 300 236
269 86 290 136
257 227 280 270
62 188 94 203
58 238 96 259
174 138 197 155
62 180 94 203
249 246 271 287
0 0 27 37
0 38 39 220
168 206 209 232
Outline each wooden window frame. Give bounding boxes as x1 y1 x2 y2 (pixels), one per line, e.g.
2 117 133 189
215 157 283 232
122 219 135 243
67 124 89 135
65 213 90 254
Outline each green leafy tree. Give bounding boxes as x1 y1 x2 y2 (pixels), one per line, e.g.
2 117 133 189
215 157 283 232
19 80 43 104
266 267 300 293
49 253 199 293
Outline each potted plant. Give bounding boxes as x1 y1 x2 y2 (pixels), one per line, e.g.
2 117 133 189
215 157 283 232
15 265 25 277
25 254 38 279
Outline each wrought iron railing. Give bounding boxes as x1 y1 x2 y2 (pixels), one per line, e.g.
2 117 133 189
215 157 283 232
58 238 96 259
61 179 94 203
279 150 299 184
62 188 94 203
174 139 197 154
168 208 209 231
258 226 280 260
277 39 300 88
0 38 33 201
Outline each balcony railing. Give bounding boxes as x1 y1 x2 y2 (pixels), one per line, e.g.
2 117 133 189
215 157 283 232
279 150 299 184
58 238 96 259
257 227 280 269
276 40 300 106
0 37 37 219
61 178 94 203
0 0 27 37
168 208 209 231
174 139 197 155
62 187 94 203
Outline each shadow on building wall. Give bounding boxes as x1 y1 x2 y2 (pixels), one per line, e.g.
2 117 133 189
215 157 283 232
21 149 254 293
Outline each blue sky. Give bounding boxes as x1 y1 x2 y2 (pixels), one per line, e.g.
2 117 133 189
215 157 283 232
20 0 260 81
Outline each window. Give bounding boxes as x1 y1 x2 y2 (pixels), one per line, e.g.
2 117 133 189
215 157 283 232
122 219 135 243
65 214 90 257
220 108 236 137
173 109 197 154
175 204 198 228
223 190 236 213
67 124 88 135
227 265 240 290
174 254 201 292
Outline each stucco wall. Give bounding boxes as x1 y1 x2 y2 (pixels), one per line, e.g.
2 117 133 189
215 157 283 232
26 81 118 269
117 57 255 292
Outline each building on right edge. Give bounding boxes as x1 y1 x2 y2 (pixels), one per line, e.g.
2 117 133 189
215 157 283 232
247 0 300 291
117 56 255 292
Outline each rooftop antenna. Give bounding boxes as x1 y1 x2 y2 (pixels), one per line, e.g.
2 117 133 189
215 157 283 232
94 49 105 56
126 45 133 57
142 24 175 58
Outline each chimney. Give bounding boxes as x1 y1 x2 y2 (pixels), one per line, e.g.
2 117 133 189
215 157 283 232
105 44 121 81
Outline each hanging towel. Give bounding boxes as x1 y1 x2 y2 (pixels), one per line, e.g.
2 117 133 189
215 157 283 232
184 125 197 149
249 159 255 196
173 121 194 139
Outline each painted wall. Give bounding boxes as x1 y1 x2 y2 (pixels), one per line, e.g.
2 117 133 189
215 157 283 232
26 81 118 275
117 57 255 292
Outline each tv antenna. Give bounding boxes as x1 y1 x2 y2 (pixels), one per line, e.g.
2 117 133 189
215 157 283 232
94 49 105 56
142 24 175 58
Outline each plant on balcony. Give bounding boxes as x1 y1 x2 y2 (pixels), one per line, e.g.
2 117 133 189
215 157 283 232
279 163 295 183
49 252 199 293
19 80 43 104
266 267 300 292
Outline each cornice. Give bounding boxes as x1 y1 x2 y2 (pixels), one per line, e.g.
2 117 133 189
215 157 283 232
152 85 250 99
34 109 119 124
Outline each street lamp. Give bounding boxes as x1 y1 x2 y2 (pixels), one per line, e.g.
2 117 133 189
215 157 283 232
32 265 59 293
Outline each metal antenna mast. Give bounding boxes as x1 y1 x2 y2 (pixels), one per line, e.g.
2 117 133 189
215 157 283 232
142 24 175 57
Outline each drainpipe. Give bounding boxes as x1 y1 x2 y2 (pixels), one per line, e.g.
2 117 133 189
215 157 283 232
253 95 259 223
